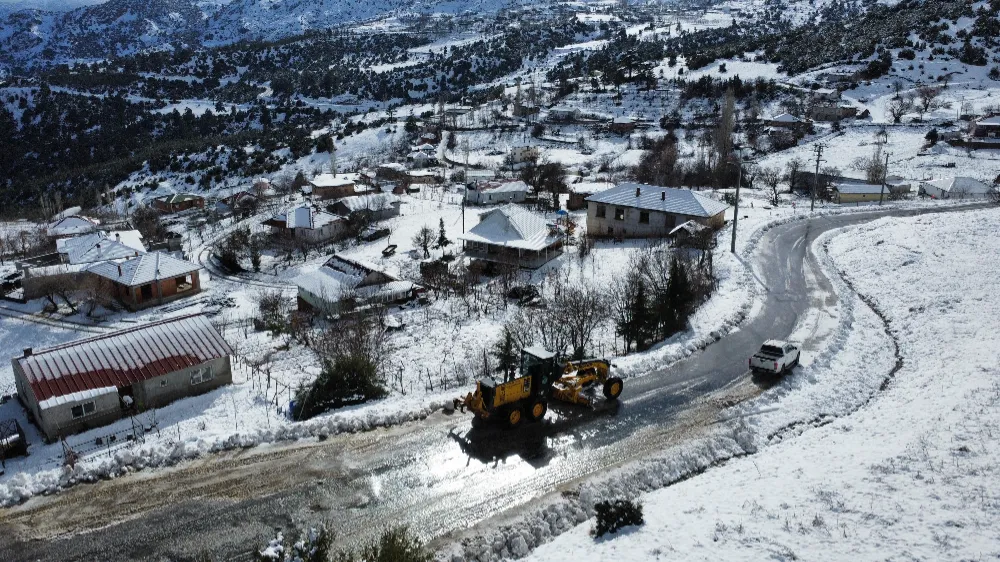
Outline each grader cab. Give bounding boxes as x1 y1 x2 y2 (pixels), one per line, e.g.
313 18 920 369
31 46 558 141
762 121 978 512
456 345 623 428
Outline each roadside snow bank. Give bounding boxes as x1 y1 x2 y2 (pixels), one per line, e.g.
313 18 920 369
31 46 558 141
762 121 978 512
516 207 1000 562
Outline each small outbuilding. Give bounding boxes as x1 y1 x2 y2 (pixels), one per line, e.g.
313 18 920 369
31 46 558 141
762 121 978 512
11 314 232 441
310 174 362 199
831 183 887 204
47 216 100 238
264 205 346 244
919 177 991 199
330 193 402 221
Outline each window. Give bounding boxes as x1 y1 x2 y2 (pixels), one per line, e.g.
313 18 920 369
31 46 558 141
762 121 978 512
140 284 153 299
639 211 650 224
190 366 215 385
175 274 194 292
160 379 168 387
71 401 96 419
596 205 606 218
607 226 614 235
614 208 625 221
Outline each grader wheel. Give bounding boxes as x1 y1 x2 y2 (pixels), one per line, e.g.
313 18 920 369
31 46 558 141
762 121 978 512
603 377 624 400
529 400 548 422
507 407 523 428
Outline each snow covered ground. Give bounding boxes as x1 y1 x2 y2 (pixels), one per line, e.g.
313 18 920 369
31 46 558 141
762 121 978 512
514 207 1000 562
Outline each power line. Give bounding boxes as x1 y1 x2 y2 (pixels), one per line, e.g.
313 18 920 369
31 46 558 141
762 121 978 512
811 143 826 212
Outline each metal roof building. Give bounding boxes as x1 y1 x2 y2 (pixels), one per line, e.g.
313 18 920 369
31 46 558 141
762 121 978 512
12 314 234 440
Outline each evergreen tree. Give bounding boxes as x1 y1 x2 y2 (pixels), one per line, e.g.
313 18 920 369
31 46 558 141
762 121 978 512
491 328 519 382
436 217 451 249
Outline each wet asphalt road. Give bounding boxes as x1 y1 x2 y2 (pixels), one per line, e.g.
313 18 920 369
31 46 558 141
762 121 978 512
0 206 982 562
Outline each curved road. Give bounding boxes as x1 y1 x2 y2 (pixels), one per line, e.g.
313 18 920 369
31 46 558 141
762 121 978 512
0 206 981 562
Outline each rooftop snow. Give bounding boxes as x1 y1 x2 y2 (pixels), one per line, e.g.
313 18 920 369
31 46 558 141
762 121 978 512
458 204 563 251
87 252 199 286
922 177 990 194
335 193 400 213
834 183 886 194
15 314 232 403
310 173 355 188
38 386 118 411
47 215 100 236
56 231 145 264
585 184 730 218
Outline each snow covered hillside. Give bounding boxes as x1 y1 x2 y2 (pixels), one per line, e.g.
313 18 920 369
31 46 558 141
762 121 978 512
522 207 1000 562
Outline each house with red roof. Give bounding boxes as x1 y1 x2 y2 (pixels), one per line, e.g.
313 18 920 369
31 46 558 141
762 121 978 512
11 314 233 440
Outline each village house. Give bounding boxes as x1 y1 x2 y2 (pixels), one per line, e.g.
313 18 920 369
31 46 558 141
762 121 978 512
406 170 441 186
510 142 540 166
969 116 1000 139
585 184 730 239
376 163 408 182
18 231 146 300
547 105 580 122
809 104 859 122
458 204 564 269
831 183 889 204
609 116 637 135
567 181 614 211
330 193 402 222
919 177 991 199
46 215 100 238
407 150 437 168
309 173 361 199
87 252 202 311
251 177 272 196
263 205 345 244
464 180 530 205
151 193 205 214
215 191 260 218
766 113 808 129
464 169 496 184
11 314 232 441
419 131 440 145
293 255 416 313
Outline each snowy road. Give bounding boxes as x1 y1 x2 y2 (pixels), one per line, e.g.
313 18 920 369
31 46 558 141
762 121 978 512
0 205 985 562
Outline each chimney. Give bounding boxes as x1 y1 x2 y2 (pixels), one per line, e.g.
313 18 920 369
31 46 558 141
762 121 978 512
115 232 120 240
117 263 122 276
661 191 666 201
635 187 641 197
23 348 32 357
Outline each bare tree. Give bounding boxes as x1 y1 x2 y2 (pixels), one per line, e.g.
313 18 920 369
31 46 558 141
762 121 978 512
548 279 608 360
412 225 435 258
915 84 944 119
759 167 782 206
887 93 915 124
988 186 1000 205
784 157 805 193
80 275 118 316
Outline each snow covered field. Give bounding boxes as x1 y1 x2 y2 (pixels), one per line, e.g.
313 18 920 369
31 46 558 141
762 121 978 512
516 207 1000 562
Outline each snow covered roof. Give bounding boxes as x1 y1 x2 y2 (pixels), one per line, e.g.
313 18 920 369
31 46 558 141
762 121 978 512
56 231 145 265
272 206 343 230
310 173 355 188
88 252 200 287
549 105 579 114
570 181 614 194
921 177 990 194
15 314 232 403
379 163 407 172
157 193 203 204
977 116 1000 126
833 183 885 195
409 151 434 160
47 216 100 237
51 206 83 221
458 204 563 251
473 180 530 194
335 193 400 213
585 184 730 218
769 112 802 123
612 116 635 124
294 255 411 301
414 143 436 151
38 386 118 411
668 220 710 237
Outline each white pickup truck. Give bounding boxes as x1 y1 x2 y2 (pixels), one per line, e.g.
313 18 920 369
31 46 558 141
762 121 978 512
749 340 800 375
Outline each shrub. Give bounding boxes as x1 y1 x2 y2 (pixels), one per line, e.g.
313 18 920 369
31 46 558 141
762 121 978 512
592 499 644 538
351 527 432 562
291 354 387 420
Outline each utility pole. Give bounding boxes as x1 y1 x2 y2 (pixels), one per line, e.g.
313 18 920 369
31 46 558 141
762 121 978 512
811 144 825 212
730 148 748 254
879 151 891 206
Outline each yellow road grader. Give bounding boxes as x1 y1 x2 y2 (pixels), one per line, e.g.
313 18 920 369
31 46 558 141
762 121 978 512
455 346 623 428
